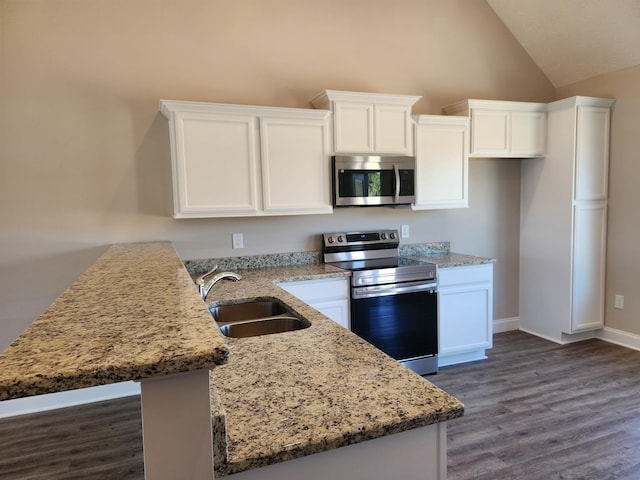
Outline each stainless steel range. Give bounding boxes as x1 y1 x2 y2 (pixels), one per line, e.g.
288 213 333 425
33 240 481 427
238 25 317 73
322 229 438 375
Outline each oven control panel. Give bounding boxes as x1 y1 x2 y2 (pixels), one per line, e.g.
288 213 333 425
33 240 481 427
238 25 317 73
323 229 399 248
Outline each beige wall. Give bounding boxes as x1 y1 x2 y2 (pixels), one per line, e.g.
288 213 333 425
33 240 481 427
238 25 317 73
0 0 554 350
556 65 640 335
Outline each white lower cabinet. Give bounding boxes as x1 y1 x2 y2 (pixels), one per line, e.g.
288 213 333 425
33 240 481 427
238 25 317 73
278 277 350 329
159 100 332 218
437 263 493 367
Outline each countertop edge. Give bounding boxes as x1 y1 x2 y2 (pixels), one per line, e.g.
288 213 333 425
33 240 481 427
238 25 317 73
0 242 229 401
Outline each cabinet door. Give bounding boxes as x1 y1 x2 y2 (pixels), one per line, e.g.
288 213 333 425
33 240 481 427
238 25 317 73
470 110 509 155
511 111 546 157
570 202 606 332
575 106 611 201
413 116 468 210
312 299 350 330
374 104 413 154
469 107 546 157
438 284 492 355
437 264 493 366
172 112 259 217
260 115 332 214
333 102 374 153
278 277 350 328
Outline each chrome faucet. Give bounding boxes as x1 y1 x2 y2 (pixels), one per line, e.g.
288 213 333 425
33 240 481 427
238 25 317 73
196 264 219 298
198 270 242 301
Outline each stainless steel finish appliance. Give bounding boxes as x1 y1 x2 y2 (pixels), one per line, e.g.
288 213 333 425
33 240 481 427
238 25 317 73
323 229 438 375
332 155 415 207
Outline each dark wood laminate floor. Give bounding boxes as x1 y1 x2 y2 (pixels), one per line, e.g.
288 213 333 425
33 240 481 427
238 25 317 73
1 331 640 479
429 331 640 480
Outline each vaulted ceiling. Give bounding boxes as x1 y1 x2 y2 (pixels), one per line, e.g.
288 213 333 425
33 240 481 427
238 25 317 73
487 0 640 87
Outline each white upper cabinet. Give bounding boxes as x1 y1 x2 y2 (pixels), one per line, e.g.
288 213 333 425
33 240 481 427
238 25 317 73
412 115 469 210
443 99 547 158
310 90 420 155
160 100 332 218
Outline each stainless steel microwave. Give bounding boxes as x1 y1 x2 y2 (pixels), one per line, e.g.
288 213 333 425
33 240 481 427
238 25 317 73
332 155 416 207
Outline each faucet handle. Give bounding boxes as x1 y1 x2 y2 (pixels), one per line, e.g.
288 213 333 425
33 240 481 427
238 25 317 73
196 264 219 285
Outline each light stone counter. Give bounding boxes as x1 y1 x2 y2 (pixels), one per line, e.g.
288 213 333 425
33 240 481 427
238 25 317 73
203 265 464 477
415 252 496 268
0 242 228 401
0 243 465 478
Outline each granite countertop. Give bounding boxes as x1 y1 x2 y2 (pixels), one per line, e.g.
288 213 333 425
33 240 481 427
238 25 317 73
416 252 496 268
203 264 464 477
395 242 495 268
0 242 228 401
0 242 466 477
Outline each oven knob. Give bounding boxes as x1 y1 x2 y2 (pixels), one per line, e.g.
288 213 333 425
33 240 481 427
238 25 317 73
337 235 344 243
381 233 387 239
390 232 397 239
327 236 335 244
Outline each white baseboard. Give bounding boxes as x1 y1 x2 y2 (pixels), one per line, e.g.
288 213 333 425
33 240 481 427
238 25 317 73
0 381 140 419
598 326 640 352
493 316 520 333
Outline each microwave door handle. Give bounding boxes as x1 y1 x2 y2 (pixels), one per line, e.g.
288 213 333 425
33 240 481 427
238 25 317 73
394 163 400 203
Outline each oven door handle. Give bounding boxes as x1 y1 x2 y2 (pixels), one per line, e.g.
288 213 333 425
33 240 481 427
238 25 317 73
394 163 400 203
352 281 437 299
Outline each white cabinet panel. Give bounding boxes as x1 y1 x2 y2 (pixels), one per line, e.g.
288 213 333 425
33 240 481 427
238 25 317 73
260 116 332 213
312 299 350 330
311 90 420 155
374 104 413 154
575 106 611 200
471 110 509 155
160 100 332 218
443 99 546 158
278 277 350 329
571 202 607 332
520 96 614 342
511 111 546 157
439 287 491 355
171 113 259 215
412 115 469 210
437 263 493 367
333 102 374 153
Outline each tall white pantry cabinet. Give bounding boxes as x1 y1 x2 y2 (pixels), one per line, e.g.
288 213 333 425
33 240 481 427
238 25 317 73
520 96 615 343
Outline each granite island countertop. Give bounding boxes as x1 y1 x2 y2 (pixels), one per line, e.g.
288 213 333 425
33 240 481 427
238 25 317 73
0 242 228 401
202 264 465 477
0 243 465 478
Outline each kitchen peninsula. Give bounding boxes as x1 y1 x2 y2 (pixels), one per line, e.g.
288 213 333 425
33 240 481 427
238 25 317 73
0 242 464 480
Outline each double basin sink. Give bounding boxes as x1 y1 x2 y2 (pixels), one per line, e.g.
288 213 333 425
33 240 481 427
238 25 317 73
209 298 310 338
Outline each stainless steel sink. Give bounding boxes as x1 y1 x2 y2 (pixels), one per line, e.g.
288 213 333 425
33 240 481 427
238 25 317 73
209 299 310 338
219 316 308 338
209 300 288 324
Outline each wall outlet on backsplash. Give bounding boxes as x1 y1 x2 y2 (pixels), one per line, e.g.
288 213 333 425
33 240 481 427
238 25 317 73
401 224 409 238
232 233 244 249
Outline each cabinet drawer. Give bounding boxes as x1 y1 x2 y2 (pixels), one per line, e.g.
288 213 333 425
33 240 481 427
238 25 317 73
437 264 493 287
278 277 349 302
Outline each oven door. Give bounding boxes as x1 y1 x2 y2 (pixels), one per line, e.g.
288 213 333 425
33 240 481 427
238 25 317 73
350 282 437 364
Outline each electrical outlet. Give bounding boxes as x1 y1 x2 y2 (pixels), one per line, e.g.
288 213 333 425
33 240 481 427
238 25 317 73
401 224 410 238
232 233 244 249
614 294 624 309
